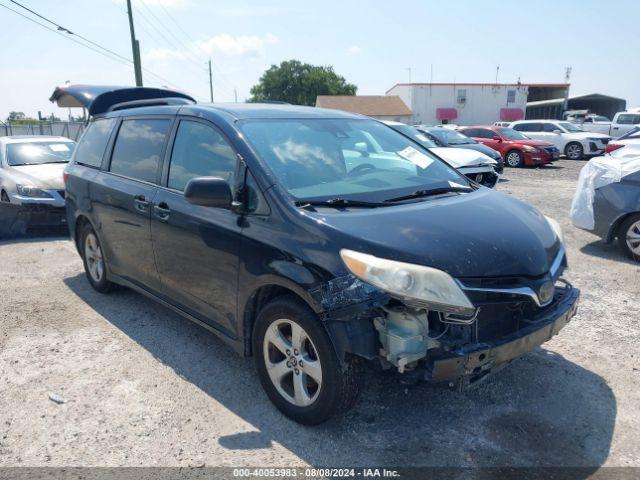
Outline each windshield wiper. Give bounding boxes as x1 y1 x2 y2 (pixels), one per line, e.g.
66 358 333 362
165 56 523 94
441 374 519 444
384 186 473 203
295 198 388 209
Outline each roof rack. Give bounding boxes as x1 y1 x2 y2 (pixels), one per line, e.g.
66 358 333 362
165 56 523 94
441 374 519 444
107 97 194 112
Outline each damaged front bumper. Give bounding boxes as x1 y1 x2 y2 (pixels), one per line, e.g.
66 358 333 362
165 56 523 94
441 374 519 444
427 285 580 387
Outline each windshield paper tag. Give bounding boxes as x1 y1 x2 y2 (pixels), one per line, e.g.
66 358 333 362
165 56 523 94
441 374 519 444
397 146 433 169
49 144 70 152
448 181 467 189
416 134 430 142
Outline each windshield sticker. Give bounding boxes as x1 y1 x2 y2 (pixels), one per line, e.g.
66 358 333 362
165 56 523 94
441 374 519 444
448 181 467 189
397 146 433 169
49 144 70 152
416 134 430 142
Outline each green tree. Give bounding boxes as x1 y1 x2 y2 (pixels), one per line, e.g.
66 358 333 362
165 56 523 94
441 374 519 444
249 60 357 106
7 111 26 122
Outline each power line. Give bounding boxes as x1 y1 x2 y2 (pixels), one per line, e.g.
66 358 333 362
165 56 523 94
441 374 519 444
135 0 206 72
135 0 237 98
1 0 184 89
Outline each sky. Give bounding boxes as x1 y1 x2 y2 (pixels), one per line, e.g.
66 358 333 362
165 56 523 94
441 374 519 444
1 0 639 120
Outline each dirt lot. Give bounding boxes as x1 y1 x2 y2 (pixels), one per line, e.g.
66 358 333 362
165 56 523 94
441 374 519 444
0 159 638 469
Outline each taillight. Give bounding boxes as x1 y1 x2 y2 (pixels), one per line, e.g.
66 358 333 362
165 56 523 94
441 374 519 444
63 172 70 184
605 143 624 154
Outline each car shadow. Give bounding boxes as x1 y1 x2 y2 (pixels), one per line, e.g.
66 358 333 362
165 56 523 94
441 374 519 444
63 273 616 468
580 240 638 266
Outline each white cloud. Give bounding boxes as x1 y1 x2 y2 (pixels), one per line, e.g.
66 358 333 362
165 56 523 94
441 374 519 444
194 33 279 58
347 46 362 55
111 0 187 6
221 6 303 17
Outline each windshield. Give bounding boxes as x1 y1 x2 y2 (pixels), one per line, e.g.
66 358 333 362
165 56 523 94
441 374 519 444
6 141 75 166
558 122 584 133
426 128 476 146
497 127 530 140
387 123 439 149
240 118 469 203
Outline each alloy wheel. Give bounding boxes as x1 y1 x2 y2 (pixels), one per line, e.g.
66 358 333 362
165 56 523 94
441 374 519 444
626 220 640 256
84 233 104 283
262 319 322 407
566 144 582 160
507 152 521 167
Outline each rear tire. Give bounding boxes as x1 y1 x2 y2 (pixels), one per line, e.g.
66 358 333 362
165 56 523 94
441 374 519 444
617 214 640 262
79 223 116 293
565 142 584 160
505 150 524 168
252 295 361 425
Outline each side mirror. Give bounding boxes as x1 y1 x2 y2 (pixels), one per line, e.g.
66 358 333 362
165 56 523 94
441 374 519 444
354 142 369 156
184 177 232 208
492 136 502 142
553 129 563 134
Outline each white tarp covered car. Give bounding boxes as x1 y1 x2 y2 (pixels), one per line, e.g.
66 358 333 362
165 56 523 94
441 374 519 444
570 154 640 260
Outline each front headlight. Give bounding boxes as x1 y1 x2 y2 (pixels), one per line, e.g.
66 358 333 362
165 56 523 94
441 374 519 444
340 249 475 316
522 145 538 153
544 215 564 243
16 184 53 198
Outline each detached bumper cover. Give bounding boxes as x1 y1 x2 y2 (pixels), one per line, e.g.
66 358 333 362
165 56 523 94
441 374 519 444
428 286 579 383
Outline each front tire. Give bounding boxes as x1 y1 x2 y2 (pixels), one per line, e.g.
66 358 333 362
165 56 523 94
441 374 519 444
565 142 584 160
617 214 640 262
505 150 524 168
79 223 116 293
253 296 361 425
1 190 10 203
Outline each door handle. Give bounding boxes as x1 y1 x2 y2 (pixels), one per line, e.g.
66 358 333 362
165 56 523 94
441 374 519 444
133 194 149 213
153 202 171 221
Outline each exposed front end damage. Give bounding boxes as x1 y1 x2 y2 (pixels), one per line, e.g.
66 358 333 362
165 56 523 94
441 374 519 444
312 271 580 388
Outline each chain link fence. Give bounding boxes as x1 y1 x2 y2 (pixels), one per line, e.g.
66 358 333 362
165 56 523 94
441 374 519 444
0 121 85 141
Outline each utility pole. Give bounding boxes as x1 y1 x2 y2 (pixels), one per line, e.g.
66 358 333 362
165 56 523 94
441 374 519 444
234 88 238 103
126 0 143 86
208 59 214 102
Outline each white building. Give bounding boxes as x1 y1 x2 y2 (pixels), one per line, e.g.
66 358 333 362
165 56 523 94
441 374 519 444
387 82 534 126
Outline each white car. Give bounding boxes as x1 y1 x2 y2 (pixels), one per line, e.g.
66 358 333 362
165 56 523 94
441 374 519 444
382 121 499 188
0 136 76 226
606 127 640 158
510 120 611 160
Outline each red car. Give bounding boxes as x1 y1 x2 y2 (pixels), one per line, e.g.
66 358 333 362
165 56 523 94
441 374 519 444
458 126 560 168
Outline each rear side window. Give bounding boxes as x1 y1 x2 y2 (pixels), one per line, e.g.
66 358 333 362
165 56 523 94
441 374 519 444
168 120 237 192
73 118 116 168
110 119 171 183
513 123 541 132
617 114 640 125
543 123 560 132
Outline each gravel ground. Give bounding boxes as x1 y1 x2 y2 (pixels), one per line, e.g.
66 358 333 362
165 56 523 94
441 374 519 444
0 159 638 469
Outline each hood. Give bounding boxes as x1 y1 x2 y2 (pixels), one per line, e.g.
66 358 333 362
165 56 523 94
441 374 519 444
8 163 66 189
565 131 610 140
454 142 501 159
306 189 560 278
430 147 496 168
510 139 554 147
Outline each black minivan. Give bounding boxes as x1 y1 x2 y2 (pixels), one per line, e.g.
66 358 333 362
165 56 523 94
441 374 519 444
53 85 579 424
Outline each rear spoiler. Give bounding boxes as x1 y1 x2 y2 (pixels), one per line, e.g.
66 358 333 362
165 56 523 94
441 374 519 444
49 84 196 117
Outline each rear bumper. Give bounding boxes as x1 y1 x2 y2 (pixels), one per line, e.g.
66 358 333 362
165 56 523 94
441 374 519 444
428 285 579 386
